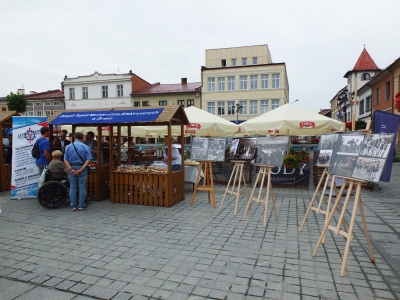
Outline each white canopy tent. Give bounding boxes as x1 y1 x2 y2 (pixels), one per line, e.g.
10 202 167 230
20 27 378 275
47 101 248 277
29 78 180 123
241 103 344 136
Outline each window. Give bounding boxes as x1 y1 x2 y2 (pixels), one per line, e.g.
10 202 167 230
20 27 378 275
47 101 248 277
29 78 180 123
102 86 108 98
36 111 42 116
133 101 140 107
159 100 167 106
45 110 51 117
359 99 365 114
261 74 269 89
178 100 185 107
375 88 380 105
187 99 194 107
35 102 42 106
239 100 247 114
218 77 225 91
28 102 33 106
117 84 123 97
250 75 258 90
221 59 226 67
231 59 236 66
261 100 268 114
217 101 225 115
272 74 280 88
361 73 371 81
1 107 6 111
53 110 57 114
228 76 235 90
142 101 149 106
69 88 75 100
44 101 51 106
53 101 60 106
252 57 258 65
227 101 235 115
242 58 247 66
82 87 88 99
366 96 372 111
385 82 390 101
207 102 215 114
28 111 34 116
250 100 258 115
207 78 215 91
240 76 247 90
272 99 279 110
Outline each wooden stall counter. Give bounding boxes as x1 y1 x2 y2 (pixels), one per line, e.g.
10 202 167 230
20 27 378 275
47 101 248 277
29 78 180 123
110 169 184 207
86 165 111 201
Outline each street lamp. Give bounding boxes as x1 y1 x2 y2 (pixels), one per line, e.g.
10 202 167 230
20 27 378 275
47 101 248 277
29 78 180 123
232 103 243 124
290 99 299 104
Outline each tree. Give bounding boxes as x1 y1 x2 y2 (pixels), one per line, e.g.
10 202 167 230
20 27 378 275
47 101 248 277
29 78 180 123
6 92 29 113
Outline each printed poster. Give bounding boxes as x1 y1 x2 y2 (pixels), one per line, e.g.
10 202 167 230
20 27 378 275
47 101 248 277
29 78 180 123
11 116 47 199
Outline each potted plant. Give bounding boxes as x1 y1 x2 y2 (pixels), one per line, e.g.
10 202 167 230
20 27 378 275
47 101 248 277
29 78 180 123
311 137 320 144
395 92 400 112
291 138 300 144
284 150 306 168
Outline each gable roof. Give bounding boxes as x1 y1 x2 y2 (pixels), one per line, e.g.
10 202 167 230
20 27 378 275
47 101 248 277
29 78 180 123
25 90 64 100
344 48 380 78
131 82 201 95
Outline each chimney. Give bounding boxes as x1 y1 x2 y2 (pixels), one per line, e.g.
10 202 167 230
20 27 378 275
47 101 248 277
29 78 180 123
17 89 25 95
30 91 36 94
181 78 187 84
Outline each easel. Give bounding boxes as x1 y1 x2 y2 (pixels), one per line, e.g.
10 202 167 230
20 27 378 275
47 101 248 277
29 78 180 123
312 177 375 276
219 160 249 215
190 160 216 208
242 165 278 227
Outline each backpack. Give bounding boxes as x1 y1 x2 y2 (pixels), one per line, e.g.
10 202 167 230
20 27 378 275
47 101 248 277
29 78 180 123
31 138 44 159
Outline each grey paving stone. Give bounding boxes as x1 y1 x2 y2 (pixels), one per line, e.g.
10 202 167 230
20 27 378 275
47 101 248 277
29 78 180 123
15 286 74 300
0 278 34 300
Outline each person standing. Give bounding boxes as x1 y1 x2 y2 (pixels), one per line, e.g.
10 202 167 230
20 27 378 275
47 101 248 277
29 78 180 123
102 136 110 164
84 131 98 160
36 126 52 175
59 129 70 160
163 138 182 171
64 132 92 211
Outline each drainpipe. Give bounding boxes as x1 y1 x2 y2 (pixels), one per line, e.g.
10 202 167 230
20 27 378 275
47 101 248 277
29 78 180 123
389 70 394 114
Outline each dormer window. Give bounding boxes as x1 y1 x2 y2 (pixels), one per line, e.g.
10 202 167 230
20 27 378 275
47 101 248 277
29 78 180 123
361 73 371 81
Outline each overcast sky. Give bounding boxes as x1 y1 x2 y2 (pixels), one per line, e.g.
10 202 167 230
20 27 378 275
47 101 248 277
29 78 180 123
1 0 399 113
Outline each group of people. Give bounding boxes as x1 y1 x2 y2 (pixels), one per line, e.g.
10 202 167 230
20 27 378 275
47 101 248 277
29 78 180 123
316 151 332 166
360 135 391 158
353 158 381 181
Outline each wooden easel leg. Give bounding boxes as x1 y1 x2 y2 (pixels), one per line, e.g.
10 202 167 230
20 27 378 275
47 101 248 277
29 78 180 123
204 162 211 203
269 171 278 220
263 169 272 228
312 180 348 257
335 180 353 235
220 163 237 209
242 166 263 220
234 164 244 216
241 163 249 200
340 181 361 276
299 168 327 231
209 162 216 208
190 162 203 206
358 197 375 264
322 174 335 244
317 170 329 213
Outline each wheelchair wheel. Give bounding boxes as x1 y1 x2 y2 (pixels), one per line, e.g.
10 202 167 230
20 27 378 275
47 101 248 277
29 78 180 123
37 181 68 208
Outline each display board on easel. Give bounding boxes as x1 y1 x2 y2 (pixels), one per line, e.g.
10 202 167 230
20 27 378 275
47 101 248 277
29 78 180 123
315 133 340 166
190 137 226 161
229 138 257 160
329 133 395 183
252 136 289 167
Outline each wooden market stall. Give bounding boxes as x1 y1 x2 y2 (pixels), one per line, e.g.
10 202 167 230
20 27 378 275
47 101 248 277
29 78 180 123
47 106 189 206
0 111 19 192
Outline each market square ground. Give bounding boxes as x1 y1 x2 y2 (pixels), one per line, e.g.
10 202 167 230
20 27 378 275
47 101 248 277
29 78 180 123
1 164 399 300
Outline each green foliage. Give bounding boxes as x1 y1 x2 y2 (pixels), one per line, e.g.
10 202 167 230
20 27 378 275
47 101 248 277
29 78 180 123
393 155 400 163
355 119 367 130
6 92 29 113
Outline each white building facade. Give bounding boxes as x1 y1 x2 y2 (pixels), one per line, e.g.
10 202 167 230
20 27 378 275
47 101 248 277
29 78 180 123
62 71 134 110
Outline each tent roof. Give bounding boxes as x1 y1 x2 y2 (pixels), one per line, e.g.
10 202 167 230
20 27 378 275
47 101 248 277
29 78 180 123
47 105 189 126
0 111 19 127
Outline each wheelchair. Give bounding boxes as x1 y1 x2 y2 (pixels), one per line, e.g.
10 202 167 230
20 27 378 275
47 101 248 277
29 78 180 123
37 168 69 208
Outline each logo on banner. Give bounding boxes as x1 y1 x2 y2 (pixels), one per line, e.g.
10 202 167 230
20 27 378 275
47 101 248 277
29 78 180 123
24 127 37 143
186 123 201 129
299 121 315 128
380 124 387 133
267 129 280 133
185 129 196 134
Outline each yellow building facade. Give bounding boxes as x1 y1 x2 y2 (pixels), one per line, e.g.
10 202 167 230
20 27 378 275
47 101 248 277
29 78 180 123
201 45 289 123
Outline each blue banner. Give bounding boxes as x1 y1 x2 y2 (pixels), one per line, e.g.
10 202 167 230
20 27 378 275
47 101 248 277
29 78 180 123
50 108 164 125
373 110 400 182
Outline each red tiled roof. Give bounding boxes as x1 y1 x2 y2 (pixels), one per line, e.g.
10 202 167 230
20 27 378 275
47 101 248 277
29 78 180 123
352 48 379 71
131 82 201 95
26 90 64 100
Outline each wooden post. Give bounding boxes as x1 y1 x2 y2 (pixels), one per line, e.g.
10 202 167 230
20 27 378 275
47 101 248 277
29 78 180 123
190 160 216 208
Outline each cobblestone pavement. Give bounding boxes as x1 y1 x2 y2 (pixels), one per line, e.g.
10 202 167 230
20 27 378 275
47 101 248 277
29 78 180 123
1 164 400 299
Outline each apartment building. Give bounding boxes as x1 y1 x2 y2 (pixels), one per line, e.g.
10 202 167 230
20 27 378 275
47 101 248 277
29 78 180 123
201 45 289 123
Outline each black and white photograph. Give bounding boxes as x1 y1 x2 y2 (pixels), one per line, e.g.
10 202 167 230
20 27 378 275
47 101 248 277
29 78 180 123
329 154 358 178
230 138 257 160
192 138 210 149
209 138 226 150
229 139 240 159
190 138 226 161
352 157 386 183
208 149 225 161
191 148 208 160
336 134 365 155
359 133 394 159
319 133 339 150
253 136 289 167
316 150 333 166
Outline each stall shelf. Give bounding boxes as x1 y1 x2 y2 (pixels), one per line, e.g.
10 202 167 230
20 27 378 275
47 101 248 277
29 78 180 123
47 106 189 206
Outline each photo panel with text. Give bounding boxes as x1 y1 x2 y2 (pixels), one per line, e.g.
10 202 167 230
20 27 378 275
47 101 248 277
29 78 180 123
253 136 289 167
230 138 257 161
190 137 226 161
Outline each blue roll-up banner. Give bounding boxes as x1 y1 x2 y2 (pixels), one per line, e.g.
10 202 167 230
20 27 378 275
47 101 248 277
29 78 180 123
11 116 47 199
50 108 164 125
373 110 400 182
